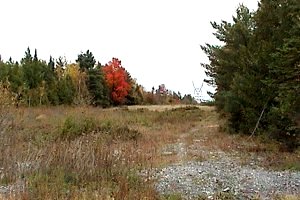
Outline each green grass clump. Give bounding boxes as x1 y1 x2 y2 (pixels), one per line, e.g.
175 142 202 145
155 106 202 124
59 116 99 141
280 161 300 171
27 168 79 199
58 116 141 142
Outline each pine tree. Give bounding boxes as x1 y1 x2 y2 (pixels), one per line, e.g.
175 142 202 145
257 0 300 148
76 50 96 71
87 63 110 107
202 1 300 149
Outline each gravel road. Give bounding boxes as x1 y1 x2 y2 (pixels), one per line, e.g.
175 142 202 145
141 130 300 199
151 155 300 199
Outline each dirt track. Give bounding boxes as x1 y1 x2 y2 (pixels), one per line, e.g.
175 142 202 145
139 106 300 199
127 105 214 112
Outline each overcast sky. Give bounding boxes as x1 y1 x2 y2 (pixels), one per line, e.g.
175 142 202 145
0 0 258 100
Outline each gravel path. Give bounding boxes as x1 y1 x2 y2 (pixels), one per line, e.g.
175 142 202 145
152 156 300 199
141 128 300 199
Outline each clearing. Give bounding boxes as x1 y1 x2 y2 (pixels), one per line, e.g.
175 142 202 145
143 106 300 199
0 105 299 199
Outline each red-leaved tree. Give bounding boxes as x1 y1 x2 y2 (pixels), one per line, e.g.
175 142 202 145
102 58 131 105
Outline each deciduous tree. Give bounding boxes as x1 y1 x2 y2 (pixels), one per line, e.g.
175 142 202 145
103 58 131 105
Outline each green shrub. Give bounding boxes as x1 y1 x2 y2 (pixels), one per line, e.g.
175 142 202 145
59 116 98 141
58 116 141 142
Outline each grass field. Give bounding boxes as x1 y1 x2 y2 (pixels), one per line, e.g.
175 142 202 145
0 105 299 199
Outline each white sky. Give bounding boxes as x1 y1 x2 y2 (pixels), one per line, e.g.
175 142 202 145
0 0 258 100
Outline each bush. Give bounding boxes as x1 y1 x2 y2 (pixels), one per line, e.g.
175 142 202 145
59 116 98 141
266 110 299 151
58 116 141 142
100 121 141 141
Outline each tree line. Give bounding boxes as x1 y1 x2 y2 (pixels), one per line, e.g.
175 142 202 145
202 0 299 150
0 48 196 107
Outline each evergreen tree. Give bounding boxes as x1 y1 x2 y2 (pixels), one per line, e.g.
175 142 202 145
48 56 55 72
21 48 50 105
21 47 33 64
0 60 9 82
201 2 299 149
256 0 300 148
57 75 75 105
125 73 144 105
76 51 111 106
45 56 59 105
87 63 110 107
201 5 258 132
33 49 38 62
8 61 23 95
76 50 96 71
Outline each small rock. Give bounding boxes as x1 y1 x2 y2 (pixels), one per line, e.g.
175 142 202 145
35 114 47 121
161 151 173 156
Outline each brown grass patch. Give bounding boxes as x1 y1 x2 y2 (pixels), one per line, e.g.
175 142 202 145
0 105 298 199
0 105 202 199
184 107 300 170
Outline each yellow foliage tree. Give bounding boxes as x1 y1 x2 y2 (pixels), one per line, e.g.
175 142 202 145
0 80 15 108
65 63 91 104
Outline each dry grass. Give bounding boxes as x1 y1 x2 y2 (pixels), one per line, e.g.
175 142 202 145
0 105 298 199
0 105 202 199
126 105 213 112
273 194 300 200
185 107 300 171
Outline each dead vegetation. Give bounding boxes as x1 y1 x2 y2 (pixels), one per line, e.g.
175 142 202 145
0 105 202 199
0 105 299 199
185 108 300 172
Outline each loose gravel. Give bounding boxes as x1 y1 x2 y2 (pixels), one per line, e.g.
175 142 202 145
141 140 300 199
150 158 300 199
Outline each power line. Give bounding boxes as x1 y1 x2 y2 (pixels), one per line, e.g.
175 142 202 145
192 81 204 103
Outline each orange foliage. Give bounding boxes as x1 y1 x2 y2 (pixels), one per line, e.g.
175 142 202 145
103 58 131 104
